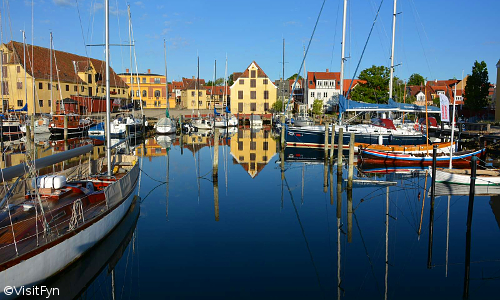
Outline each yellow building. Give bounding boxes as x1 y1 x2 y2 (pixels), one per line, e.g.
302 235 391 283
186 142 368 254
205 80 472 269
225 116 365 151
181 80 208 110
230 128 276 178
0 41 128 114
118 69 176 109
230 61 277 115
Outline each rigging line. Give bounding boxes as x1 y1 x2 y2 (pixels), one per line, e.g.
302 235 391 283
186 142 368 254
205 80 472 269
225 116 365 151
139 181 166 204
139 168 167 184
329 0 342 70
285 0 326 113
74 0 89 59
114 0 125 73
407 0 432 79
343 0 385 102
283 175 326 298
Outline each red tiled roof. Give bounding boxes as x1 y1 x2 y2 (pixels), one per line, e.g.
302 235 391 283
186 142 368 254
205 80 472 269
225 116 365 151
6 40 127 88
171 81 184 90
182 77 206 89
306 71 341 89
343 79 365 94
185 80 206 90
238 61 269 79
205 85 230 96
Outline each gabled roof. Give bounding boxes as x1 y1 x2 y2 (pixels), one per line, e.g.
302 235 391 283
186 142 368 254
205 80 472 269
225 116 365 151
306 71 341 89
237 61 269 79
185 80 206 90
171 81 184 90
205 85 230 96
6 40 127 88
182 77 205 89
343 79 365 94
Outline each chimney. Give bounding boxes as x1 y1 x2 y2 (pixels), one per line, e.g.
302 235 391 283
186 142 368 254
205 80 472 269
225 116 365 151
326 68 329 73
126 68 129 73
148 69 151 74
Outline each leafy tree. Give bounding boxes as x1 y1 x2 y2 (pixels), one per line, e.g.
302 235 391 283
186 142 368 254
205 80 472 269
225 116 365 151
432 96 440 107
287 74 303 81
227 74 234 86
350 65 390 103
464 60 490 111
407 73 425 86
272 99 283 112
312 99 323 115
205 78 225 87
392 77 406 102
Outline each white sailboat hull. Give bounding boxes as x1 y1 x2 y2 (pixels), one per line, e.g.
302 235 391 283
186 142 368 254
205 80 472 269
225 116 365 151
434 169 500 186
156 125 176 134
0 164 139 299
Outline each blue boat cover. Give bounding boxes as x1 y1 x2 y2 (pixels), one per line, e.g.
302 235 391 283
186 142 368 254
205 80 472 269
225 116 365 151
339 95 441 114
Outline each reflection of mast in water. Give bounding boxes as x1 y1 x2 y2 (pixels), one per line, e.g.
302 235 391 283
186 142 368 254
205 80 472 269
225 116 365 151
336 171 342 300
166 148 170 221
302 163 305 205
192 137 201 204
385 186 389 300
111 269 116 300
214 177 219 221
280 149 284 210
445 195 450 277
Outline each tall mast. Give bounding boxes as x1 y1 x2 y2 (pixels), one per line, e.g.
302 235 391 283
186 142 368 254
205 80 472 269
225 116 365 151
339 0 347 124
50 32 53 115
105 0 112 176
223 54 227 109
282 38 285 112
388 0 397 100
164 39 169 117
23 31 28 116
213 60 216 110
303 45 306 115
449 82 457 169
197 55 199 113
128 5 134 115
0 50 3 115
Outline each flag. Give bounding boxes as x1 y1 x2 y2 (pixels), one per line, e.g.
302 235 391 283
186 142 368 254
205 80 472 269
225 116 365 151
439 94 450 122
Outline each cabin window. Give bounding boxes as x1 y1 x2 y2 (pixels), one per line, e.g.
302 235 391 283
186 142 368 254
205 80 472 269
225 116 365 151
250 91 256 100
39 82 43 89
264 91 269 100
38 99 43 107
250 103 256 111
238 91 243 99
17 100 23 106
251 70 256 78
250 79 256 88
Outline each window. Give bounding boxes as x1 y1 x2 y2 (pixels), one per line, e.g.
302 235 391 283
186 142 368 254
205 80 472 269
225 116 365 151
191 91 195 96
17 66 21 73
66 85 69 91
154 101 158 107
39 82 43 89
238 91 243 99
309 80 312 85
154 78 161 84
56 84 59 90
324 92 327 97
74 85 78 92
250 163 256 171
102 88 105 93
38 99 43 107
250 103 256 111
250 91 256 99
263 79 268 85
264 131 269 138
112 88 116 93
1 66 6 77
17 82 22 89
311 92 314 98
81 86 85 92
17 100 23 106
264 90 269 100
154 90 161 98
437 91 445 95
250 153 256 161
239 156 244 161
142 78 146 83
198 100 203 106
48 83 51 90
48 100 51 107
238 141 243 151
136 90 139 97
251 70 256 78
239 79 244 85
142 90 147 97
264 103 269 111
250 142 256 150
318 81 322 87
1 82 8 95
251 131 257 139
263 141 269 151
198 92 202 97
238 102 243 112
88 74 92 83
250 79 256 88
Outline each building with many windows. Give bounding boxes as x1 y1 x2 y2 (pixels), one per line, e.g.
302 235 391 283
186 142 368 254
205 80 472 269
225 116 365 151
230 61 276 115
230 128 276 178
0 41 128 114
118 69 175 109
180 80 207 110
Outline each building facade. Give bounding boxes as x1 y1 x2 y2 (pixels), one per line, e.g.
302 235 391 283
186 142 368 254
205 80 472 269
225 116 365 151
230 128 276 178
118 69 176 109
0 41 128 115
305 70 341 111
230 61 276 115
180 80 207 110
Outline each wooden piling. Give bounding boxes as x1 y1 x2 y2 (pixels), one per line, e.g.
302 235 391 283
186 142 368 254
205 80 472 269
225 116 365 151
463 155 477 299
330 166 334 205
329 125 335 165
427 145 438 269
63 115 68 140
213 129 219 180
324 158 328 194
347 185 353 243
348 133 355 186
336 172 342 218
337 128 344 171
324 122 329 155
214 178 219 222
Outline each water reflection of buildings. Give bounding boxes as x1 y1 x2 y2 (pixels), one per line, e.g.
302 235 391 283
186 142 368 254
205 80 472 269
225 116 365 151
230 128 276 178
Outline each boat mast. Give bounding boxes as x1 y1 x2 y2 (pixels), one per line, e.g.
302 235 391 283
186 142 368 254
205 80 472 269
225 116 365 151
164 39 169 118
339 0 347 125
223 54 227 110
425 82 429 156
50 32 53 115
282 38 285 113
105 0 112 176
449 82 457 169
23 31 28 117
128 5 134 117
197 55 199 114
388 0 397 100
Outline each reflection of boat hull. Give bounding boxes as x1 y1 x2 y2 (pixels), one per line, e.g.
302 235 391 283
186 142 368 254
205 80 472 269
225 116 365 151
284 147 325 162
0 162 140 296
39 196 140 299
49 123 93 135
435 182 500 196
433 168 500 186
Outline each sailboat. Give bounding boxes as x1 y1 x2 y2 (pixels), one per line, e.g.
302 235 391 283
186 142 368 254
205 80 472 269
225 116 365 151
0 1 139 295
155 40 176 135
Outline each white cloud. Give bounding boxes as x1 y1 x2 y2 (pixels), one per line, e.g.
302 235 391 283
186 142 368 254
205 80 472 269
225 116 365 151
53 0 73 6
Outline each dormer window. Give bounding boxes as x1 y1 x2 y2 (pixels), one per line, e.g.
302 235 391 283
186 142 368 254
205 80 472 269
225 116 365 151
437 91 445 95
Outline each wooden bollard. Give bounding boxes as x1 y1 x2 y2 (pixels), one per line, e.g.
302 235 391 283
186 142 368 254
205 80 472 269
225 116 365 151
329 125 335 165
348 132 355 186
324 122 329 155
63 115 68 140
213 129 219 180
337 128 344 171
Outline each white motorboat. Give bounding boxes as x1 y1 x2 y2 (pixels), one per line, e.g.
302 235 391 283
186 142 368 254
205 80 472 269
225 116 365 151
155 117 176 134
193 118 213 130
249 115 263 127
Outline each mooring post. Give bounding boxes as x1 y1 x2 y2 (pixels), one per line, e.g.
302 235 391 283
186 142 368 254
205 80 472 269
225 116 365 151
214 178 219 222
324 122 330 155
336 171 342 219
280 114 285 149
330 125 336 165
427 145 438 269
337 128 344 172
348 132 355 187
213 129 219 180
347 185 353 243
63 115 68 140
463 155 477 299
324 157 328 194
330 165 334 205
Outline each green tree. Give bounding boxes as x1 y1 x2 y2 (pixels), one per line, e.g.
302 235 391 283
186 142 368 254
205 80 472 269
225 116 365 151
464 60 490 111
350 65 390 103
227 74 234 86
392 77 406 102
407 73 425 86
287 74 303 81
312 99 323 115
432 96 440 107
272 99 283 112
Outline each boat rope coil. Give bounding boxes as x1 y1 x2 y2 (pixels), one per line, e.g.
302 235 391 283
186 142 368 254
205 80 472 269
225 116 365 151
69 199 85 231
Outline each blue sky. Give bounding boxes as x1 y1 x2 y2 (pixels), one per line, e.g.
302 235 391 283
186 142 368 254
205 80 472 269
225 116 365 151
5 0 499 84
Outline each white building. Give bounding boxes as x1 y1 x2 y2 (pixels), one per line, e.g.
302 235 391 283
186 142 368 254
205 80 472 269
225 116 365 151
305 69 341 112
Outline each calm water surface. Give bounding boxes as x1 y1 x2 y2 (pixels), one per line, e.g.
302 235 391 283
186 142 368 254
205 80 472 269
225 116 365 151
43 129 500 299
